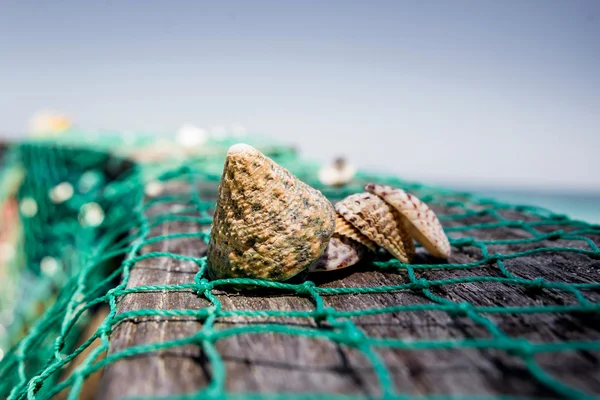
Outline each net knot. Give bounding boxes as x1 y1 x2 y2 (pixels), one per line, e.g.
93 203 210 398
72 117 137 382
313 307 335 322
195 279 213 294
298 281 317 295
412 278 430 290
343 327 366 347
505 339 533 357
527 278 546 290
195 329 215 342
546 230 564 240
454 302 474 317
488 253 503 262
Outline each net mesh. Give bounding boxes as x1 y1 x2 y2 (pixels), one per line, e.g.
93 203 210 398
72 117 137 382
0 138 599 399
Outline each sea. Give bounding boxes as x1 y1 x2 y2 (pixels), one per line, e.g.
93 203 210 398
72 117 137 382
465 187 600 224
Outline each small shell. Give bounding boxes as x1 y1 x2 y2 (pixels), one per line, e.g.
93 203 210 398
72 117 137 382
208 143 336 281
318 157 356 186
334 213 377 252
335 192 415 263
364 183 451 259
310 234 367 272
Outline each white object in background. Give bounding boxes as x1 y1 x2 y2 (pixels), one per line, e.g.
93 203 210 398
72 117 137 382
49 182 74 204
19 197 38 217
40 256 61 276
79 202 105 227
144 181 164 198
29 110 72 135
176 123 208 147
318 157 356 186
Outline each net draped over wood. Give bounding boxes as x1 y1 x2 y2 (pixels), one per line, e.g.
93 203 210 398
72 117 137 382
0 138 599 399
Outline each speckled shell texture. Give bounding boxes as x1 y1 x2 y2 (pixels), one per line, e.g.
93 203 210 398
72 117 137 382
335 192 415 264
364 183 451 259
334 214 377 252
310 234 367 272
208 144 336 281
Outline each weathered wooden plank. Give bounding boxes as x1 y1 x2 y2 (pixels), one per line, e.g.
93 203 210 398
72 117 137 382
100 182 600 398
98 198 211 400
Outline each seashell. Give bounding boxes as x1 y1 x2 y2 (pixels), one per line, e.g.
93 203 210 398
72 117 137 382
318 157 356 186
208 143 336 281
364 183 451 259
335 192 415 263
334 213 377 252
309 234 367 272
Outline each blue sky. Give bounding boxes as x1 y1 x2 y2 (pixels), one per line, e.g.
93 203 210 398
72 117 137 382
1 1 598 191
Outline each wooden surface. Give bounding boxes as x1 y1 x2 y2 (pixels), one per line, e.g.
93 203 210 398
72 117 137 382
99 184 600 399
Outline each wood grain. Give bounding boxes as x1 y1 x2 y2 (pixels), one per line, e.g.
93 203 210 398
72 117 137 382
99 184 600 399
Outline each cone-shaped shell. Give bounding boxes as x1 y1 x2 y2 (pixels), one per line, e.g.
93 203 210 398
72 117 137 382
335 193 415 263
364 183 451 259
208 144 336 281
310 234 367 272
334 213 377 252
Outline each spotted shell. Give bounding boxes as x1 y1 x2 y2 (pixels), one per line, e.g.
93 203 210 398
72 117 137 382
207 144 336 281
309 234 367 272
364 183 451 259
335 192 415 263
334 213 377 252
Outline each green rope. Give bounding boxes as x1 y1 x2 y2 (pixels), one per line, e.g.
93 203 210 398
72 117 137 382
0 139 598 399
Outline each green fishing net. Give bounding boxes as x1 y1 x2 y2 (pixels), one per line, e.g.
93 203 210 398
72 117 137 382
0 135 598 399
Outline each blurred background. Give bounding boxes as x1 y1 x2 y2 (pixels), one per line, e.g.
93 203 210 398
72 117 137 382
1 1 598 221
